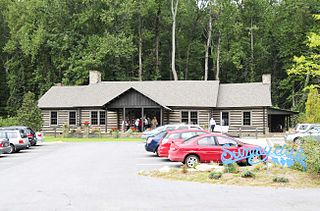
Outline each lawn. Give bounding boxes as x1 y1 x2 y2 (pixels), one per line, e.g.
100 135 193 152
139 164 320 188
45 136 143 142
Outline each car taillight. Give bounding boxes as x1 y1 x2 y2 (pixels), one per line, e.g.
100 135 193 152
19 140 24 144
27 134 33 138
37 133 42 137
0 143 3 148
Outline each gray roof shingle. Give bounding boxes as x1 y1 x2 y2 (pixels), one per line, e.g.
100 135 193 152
216 83 272 107
38 81 220 108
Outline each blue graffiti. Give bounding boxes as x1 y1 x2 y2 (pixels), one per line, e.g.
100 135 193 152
221 144 307 169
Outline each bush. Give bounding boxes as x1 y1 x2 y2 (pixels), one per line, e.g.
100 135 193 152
208 171 222 180
273 176 289 183
17 92 42 131
0 116 19 127
241 170 255 178
301 138 320 175
223 163 239 173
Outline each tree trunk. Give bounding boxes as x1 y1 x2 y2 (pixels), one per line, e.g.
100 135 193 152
155 3 161 76
215 32 221 80
250 18 254 81
171 0 179 81
204 13 212 81
138 15 143 81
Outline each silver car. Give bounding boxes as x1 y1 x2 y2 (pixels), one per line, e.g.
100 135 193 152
0 138 11 155
0 129 29 153
286 126 320 143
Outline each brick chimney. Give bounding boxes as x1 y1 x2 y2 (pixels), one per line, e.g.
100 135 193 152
262 74 271 84
89 71 101 85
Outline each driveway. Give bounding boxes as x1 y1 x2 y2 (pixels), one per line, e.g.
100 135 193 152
0 141 319 211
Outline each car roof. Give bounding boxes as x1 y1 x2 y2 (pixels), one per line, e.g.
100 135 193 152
167 129 208 134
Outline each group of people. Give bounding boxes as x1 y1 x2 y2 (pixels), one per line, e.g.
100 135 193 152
122 116 158 132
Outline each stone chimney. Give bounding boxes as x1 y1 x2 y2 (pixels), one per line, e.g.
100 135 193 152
89 70 101 85
262 74 271 84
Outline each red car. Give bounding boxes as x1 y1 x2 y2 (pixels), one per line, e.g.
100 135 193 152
158 129 210 157
169 133 261 168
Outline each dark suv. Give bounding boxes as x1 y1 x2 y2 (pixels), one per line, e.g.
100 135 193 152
0 126 37 146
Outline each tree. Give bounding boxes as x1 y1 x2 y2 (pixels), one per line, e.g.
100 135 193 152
304 86 320 123
171 0 179 80
17 92 42 131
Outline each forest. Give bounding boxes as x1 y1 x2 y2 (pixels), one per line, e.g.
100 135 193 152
0 0 319 118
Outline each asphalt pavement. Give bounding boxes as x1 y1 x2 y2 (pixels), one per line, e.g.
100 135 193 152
0 141 319 211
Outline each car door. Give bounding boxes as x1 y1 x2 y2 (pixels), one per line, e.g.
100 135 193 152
214 136 239 162
196 136 220 162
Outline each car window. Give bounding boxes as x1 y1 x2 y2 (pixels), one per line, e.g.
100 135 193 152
166 126 176 130
169 133 180 139
196 131 207 136
183 135 199 144
190 126 200 129
7 132 18 139
216 136 238 146
0 131 6 138
181 132 194 139
197 137 215 146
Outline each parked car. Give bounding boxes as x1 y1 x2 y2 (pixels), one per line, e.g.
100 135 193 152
295 123 320 133
141 124 203 139
157 129 210 157
1 126 37 146
144 124 204 155
168 133 259 168
0 129 29 153
0 137 11 155
286 126 320 143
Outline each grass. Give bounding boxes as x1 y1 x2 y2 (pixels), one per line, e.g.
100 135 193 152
44 136 143 142
139 165 320 188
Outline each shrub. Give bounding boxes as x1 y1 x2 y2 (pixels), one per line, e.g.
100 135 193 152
62 123 70 137
223 163 239 173
273 176 289 183
0 116 19 127
241 170 255 178
253 163 267 172
17 92 42 131
208 171 222 180
301 138 320 175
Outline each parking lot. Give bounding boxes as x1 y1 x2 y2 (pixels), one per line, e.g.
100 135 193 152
0 141 319 211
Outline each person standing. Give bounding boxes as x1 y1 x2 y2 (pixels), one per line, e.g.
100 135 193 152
151 117 158 129
209 117 216 132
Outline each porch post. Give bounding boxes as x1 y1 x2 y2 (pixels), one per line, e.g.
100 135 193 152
141 107 144 131
123 107 126 132
105 108 108 132
160 107 163 126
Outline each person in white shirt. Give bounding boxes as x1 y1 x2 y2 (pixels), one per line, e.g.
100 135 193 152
209 117 216 132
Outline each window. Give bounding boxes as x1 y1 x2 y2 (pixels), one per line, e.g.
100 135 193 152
91 111 98 125
181 111 189 123
50 111 58 125
69 111 76 125
7 132 18 138
181 111 198 125
243 112 251 126
221 112 229 126
197 137 215 146
99 111 106 125
216 136 237 146
181 132 194 140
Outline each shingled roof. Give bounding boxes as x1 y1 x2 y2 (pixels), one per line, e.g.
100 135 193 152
38 81 221 108
216 83 272 107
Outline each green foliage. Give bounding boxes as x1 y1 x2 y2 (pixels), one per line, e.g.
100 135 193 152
16 92 42 131
273 176 289 183
301 138 320 175
0 0 318 116
241 170 256 178
304 87 320 123
208 171 222 180
223 163 239 173
0 116 19 127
